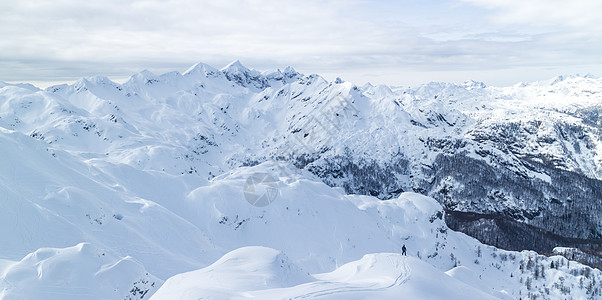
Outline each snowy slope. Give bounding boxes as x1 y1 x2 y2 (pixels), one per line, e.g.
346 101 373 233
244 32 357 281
1 62 601 299
150 248 497 300
0 243 159 300
1 157 600 299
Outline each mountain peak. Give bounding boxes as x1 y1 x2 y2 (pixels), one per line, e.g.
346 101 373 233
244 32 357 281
221 59 249 72
220 60 268 89
583 73 597 79
136 69 157 78
125 69 161 86
183 62 220 78
283 66 296 74
462 80 486 90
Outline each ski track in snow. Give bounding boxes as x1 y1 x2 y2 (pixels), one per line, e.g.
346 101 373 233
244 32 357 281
291 256 411 299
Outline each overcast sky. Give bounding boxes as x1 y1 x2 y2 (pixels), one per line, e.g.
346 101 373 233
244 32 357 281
1 0 601 87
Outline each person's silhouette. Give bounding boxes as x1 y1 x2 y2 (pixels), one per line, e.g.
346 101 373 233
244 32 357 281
402 244 407 256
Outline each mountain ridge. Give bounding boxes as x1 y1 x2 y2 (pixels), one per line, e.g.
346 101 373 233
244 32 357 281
1 61 601 299
6 61 602 242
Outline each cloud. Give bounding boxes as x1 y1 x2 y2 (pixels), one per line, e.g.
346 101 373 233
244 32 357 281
460 0 602 29
1 1 379 71
1 0 601 86
457 0 602 66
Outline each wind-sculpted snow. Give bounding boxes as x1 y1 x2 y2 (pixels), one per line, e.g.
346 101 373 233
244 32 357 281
0 243 160 300
151 248 499 300
1 62 601 299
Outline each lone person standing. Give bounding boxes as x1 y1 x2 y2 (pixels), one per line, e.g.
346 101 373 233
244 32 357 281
402 244 407 256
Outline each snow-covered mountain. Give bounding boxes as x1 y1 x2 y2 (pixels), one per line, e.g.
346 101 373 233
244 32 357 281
0 62 601 299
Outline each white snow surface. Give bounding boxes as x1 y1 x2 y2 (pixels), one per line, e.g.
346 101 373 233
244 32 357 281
0 64 601 299
151 247 496 300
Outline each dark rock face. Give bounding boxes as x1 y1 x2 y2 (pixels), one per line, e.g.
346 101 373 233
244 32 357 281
445 210 602 270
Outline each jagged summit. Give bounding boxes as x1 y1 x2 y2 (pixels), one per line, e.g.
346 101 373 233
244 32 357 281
183 62 221 78
127 69 159 83
181 61 302 86
220 59 250 72
282 65 297 75
461 80 486 89
75 75 117 86
582 72 597 79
